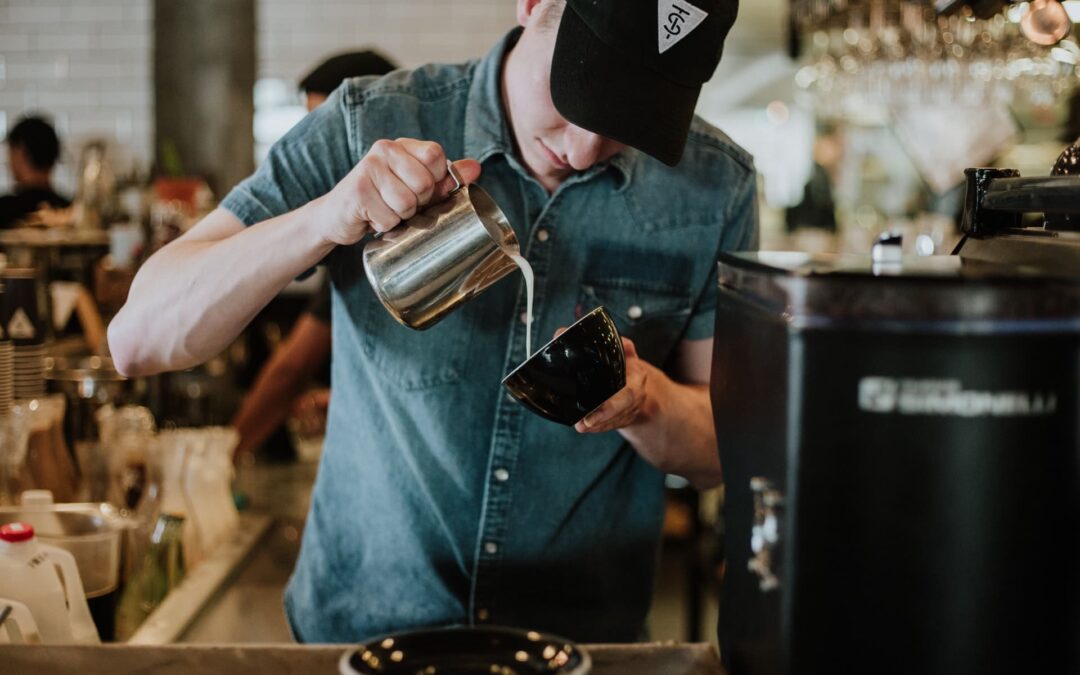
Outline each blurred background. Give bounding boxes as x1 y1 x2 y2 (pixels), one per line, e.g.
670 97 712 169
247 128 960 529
1 0 1078 649
2 0 1077 254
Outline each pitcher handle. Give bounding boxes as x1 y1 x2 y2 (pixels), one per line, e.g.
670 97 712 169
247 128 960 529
41 544 100 644
445 159 464 195
1 598 41 644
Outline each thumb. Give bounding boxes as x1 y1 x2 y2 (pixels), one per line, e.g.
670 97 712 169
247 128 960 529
621 337 637 359
433 159 482 201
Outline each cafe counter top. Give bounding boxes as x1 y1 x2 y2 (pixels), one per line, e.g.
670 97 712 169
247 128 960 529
0 642 726 674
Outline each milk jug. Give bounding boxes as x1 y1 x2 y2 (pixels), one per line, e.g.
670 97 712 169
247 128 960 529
0 522 100 644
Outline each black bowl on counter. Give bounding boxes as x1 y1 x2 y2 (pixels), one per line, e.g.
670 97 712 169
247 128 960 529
501 306 625 426
338 625 591 674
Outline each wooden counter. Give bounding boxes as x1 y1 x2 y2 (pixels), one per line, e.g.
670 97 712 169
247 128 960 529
0 642 725 674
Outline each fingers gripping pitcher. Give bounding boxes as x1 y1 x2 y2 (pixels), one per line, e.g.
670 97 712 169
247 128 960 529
362 161 527 332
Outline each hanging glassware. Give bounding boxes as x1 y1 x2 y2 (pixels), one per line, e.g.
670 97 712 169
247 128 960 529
791 0 1080 115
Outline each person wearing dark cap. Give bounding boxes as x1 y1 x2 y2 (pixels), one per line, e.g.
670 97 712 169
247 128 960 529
300 50 397 110
1 115 71 228
111 0 755 643
231 50 398 461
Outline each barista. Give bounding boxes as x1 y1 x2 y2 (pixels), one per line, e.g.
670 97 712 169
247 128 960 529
109 0 756 643
231 50 397 461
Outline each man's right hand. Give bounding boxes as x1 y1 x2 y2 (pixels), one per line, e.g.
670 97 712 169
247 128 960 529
109 140 481 378
313 139 482 246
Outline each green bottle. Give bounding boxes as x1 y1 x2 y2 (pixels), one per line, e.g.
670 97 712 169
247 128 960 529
115 439 189 641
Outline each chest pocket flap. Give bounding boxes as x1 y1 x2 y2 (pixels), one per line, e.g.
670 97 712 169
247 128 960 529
578 247 695 367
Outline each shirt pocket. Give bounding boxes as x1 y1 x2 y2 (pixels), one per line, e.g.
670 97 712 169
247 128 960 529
578 277 693 368
359 309 467 390
333 251 466 392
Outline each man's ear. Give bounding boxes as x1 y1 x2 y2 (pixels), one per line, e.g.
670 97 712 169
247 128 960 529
516 0 547 27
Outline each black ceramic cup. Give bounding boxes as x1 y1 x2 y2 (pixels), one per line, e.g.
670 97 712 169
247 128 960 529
338 625 591 674
501 306 626 426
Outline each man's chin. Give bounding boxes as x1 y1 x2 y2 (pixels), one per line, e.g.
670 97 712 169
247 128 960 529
520 154 566 185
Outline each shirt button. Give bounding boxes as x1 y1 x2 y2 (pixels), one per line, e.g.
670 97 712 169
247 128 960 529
484 541 498 555
519 312 528 324
476 608 490 622
627 305 643 320
536 228 550 242
494 468 509 482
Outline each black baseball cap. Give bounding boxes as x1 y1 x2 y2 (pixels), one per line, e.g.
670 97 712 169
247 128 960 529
550 0 739 166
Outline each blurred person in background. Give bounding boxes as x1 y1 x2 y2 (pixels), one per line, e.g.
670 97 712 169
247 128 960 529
299 50 397 110
0 115 70 228
785 123 840 235
231 50 398 462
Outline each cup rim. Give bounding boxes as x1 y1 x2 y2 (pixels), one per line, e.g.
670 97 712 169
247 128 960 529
501 306 611 384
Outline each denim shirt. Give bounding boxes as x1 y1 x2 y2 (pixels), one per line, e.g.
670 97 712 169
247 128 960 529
221 30 757 644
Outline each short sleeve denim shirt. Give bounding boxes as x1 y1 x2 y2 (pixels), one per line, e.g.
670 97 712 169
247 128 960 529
221 30 757 644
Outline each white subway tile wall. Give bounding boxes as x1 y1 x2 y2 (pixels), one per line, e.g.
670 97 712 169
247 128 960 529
0 0 153 194
0 0 517 193
255 0 517 162
258 0 516 87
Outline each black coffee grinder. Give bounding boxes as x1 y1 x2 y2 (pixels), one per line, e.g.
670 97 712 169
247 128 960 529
711 155 1080 675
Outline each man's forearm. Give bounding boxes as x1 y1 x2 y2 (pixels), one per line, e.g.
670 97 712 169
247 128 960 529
231 357 303 458
232 315 332 457
619 370 721 490
109 200 334 376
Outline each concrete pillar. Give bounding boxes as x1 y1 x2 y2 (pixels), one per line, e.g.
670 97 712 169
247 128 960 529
154 0 255 198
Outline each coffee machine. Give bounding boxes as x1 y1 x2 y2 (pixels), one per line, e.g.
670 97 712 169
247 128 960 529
711 160 1080 675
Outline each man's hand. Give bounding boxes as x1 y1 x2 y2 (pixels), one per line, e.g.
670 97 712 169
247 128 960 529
575 336 652 434
290 387 331 437
549 326 653 434
555 326 721 488
313 139 482 246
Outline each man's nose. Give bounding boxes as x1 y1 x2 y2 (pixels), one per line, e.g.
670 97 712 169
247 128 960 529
564 128 607 171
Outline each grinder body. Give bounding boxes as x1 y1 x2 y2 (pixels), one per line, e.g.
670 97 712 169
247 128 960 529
712 252 1080 675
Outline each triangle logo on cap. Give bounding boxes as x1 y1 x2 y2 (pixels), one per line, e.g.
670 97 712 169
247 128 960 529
657 0 708 54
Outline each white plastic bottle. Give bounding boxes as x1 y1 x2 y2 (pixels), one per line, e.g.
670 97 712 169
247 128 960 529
0 522 100 644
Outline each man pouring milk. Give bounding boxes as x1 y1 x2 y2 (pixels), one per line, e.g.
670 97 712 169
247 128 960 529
109 0 756 642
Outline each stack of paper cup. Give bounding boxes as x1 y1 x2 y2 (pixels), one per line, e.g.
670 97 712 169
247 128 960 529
2 269 46 401
12 344 45 400
0 338 13 414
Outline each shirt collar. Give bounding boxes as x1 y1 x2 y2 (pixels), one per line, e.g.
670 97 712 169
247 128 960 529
607 149 638 193
464 28 637 192
463 29 518 164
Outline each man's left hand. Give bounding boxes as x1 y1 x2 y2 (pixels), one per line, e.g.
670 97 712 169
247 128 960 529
575 336 653 434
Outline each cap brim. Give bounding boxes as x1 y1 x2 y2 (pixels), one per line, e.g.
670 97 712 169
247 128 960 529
550 5 701 167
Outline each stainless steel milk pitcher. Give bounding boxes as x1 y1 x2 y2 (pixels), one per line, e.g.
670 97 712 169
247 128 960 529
362 162 520 330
